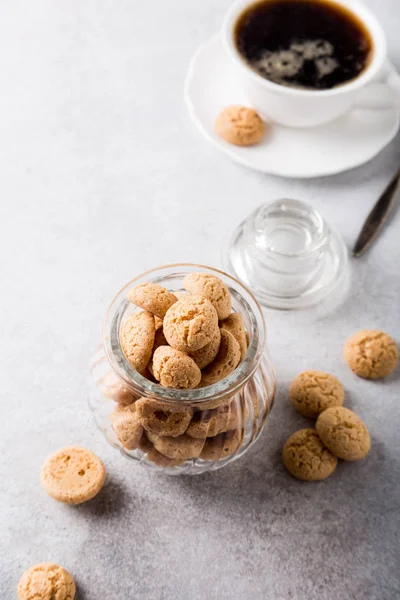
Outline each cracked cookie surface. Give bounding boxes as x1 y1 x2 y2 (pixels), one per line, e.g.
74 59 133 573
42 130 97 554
289 370 344 419
200 329 241 387
135 397 193 437
152 345 201 389
163 295 219 352
215 105 265 146
189 327 221 369
220 312 248 361
316 407 371 461
120 311 155 374
18 563 76 600
282 429 337 481
344 329 398 379
41 446 106 504
110 403 143 449
128 283 177 318
183 272 231 320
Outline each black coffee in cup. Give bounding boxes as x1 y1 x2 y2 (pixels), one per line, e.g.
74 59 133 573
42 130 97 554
234 0 373 90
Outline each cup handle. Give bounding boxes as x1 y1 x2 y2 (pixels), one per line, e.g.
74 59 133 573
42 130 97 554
354 61 400 110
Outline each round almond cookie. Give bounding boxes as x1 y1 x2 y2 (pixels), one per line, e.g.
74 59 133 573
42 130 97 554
200 329 241 387
183 272 231 320
135 397 193 437
100 371 138 406
18 563 75 600
316 407 371 461
147 431 205 460
282 429 337 481
128 283 177 318
200 429 242 461
120 311 155 374
163 295 219 352
152 346 201 389
215 105 265 146
220 313 247 361
189 327 221 369
186 400 248 439
289 370 345 419
110 403 144 450
41 446 106 505
344 329 398 379
147 445 186 468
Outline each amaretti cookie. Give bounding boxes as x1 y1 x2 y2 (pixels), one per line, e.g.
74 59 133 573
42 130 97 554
289 370 344 419
186 400 247 439
147 431 205 460
18 563 76 600
163 295 219 352
152 346 201 389
41 446 106 504
120 311 155 374
128 282 177 318
221 312 248 361
135 397 193 437
215 105 265 146
110 403 143 450
200 329 241 387
282 429 337 481
344 329 398 379
189 327 221 369
183 272 231 320
200 430 242 461
316 407 371 461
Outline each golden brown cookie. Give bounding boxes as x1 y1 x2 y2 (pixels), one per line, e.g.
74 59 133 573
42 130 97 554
147 446 186 467
316 407 371 461
100 371 138 405
135 397 192 437
189 327 221 369
344 330 398 379
41 446 106 504
215 105 265 146
200 329 241 387
220 313 247 361
128 282 177 318
200 429 242 461
120 311 155 374
183 272 231 320
147 431 205 460
282 429 337 481
152 346 201 389
186 400 247 439
289 370 345 419
163 295 219 352
17 563 75 600
110 403 144 449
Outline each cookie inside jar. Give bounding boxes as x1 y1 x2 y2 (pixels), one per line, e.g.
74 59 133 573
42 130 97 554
92 264 275 474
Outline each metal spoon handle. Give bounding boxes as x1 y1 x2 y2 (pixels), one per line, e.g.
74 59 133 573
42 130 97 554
353 168 400 257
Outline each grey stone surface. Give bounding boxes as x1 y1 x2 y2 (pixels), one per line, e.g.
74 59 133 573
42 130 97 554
1 0 400 598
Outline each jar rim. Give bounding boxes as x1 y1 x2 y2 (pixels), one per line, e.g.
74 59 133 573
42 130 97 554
102 263 266 405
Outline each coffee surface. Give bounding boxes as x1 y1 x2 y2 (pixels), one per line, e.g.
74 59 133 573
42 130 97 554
234 0 373 90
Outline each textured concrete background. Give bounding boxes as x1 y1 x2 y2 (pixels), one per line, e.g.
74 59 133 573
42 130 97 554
1 0 400 598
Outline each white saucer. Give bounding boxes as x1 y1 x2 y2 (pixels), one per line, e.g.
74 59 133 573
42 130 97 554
184 35 400 179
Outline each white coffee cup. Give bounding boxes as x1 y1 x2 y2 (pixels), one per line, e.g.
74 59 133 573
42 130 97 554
222 0 400 127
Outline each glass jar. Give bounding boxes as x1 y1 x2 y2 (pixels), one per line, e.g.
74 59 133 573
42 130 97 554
89 264 276 475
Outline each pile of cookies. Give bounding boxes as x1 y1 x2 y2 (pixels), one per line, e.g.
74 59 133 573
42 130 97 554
107 271 253 466
282 329 398 482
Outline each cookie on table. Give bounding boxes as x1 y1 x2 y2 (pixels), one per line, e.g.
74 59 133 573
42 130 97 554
200 329 241 387
344 329 398 379
152 346 201 389
18 563 75 600
120 311 155 374
289 370 345 419
186 400 247 439
163 295 219 352
215 105 265 146
135 397 193 437
41 446 106 504
220 312 248 361
189 327 221 369
183 272 231 320
128 282 177 318
147 431 205 460
200 429 242 461
316 407 371 461
110 403 144 450
282 429 337 481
